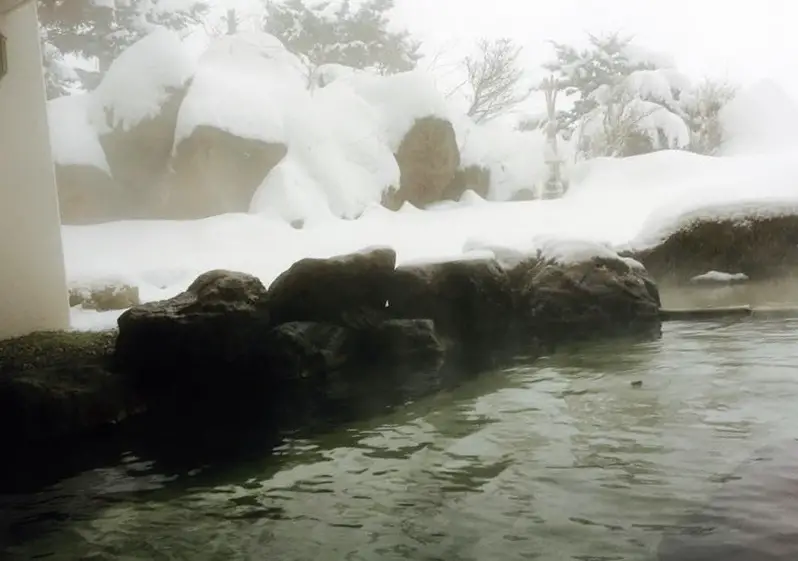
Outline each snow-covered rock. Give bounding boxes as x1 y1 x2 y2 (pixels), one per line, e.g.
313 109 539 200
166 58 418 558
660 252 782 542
49 94 109 173
690 271 749 285
90 28 197 136
47 94 123 224
457 119 555 201
167 33 297 218
173 32 305 147
87 29 197 218
383 116 460 210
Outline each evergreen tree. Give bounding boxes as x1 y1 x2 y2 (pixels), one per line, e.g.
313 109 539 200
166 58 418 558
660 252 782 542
543 32 697 158
38 0 208 93
263 0 421 77
543 32 657 134
40 26 81 99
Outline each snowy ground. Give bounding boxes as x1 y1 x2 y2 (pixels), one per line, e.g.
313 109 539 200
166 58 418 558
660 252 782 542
60 30 798 331
67 146 798 331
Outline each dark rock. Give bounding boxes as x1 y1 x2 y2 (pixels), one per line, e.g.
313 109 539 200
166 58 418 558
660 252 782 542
267 246 397 325
115 269 270 402
633 215 798 284
386 257 516 359
511 256 661 341
164 126 287 219
262 319 446 424
263 321 350 382
384 116 461 210
0 330 139 444
351 318 446 368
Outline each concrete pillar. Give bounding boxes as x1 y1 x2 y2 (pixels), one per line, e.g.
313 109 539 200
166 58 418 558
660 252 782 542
0 1 70 340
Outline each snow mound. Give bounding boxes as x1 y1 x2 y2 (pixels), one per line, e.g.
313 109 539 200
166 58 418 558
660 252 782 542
399 249 497 268
91 28 197 134
464 235 621 267
174 32 307 146
691 271 749 284
250 63 400 223
457 119 555 201
625 149 798 250
332 69 454 150
534 236 621 265
311 63 367 88
720 79 798 156
47 94 110 172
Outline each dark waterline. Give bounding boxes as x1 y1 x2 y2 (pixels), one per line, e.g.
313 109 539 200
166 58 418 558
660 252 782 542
2 319 798 560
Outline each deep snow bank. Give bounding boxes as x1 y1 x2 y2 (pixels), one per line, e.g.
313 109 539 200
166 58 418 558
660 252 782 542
49 30 560 225
66 144 798 330
720 79 798 156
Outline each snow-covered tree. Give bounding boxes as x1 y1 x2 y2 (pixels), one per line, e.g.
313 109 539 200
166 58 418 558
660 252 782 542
681 78 738 155
38 0 208 89
543 32 693 159
39 27 81 99
262 0 421 78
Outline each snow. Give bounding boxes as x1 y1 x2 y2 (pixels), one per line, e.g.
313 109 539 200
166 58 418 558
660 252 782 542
48 30 798 332
691 271 749 284
173 32 306 146
47 94 111 173
623 69 690 108
63 138 798 331
328 69 454 151
457 119 557 200
90 28 198 134
719 79 798 156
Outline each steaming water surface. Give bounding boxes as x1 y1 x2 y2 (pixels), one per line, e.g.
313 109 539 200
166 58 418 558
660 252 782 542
3 318 798 560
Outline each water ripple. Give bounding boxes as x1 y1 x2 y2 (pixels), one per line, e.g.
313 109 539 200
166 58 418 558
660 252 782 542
4 319 798 560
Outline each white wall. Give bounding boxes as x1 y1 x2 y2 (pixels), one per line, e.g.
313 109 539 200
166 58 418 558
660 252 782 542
0 2 69 339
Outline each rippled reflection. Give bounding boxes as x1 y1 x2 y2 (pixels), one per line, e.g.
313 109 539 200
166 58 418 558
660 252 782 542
3 319 798 560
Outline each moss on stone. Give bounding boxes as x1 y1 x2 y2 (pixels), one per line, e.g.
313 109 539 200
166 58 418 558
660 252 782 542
0 329 140 444
0 329 118 374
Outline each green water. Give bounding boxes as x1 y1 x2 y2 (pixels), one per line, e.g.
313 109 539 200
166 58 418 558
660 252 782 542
3 319 798 560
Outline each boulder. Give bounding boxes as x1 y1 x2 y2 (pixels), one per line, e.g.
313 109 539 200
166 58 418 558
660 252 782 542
511 256 661 341
98 85 189 217
164 126 288 219
69 281 140 311
267 246 397 325
633 215 798 284
114 269 271 402
114 262 447 423
386 257 516 358
0 330 139 444
55 164 125 225
384 116 461 210
90 30 196 217
261 319 446 424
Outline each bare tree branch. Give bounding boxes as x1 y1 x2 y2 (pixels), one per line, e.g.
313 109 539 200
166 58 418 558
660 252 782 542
463 37 531 123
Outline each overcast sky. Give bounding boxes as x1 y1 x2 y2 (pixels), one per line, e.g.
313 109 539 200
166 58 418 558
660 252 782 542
391 0 798 99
